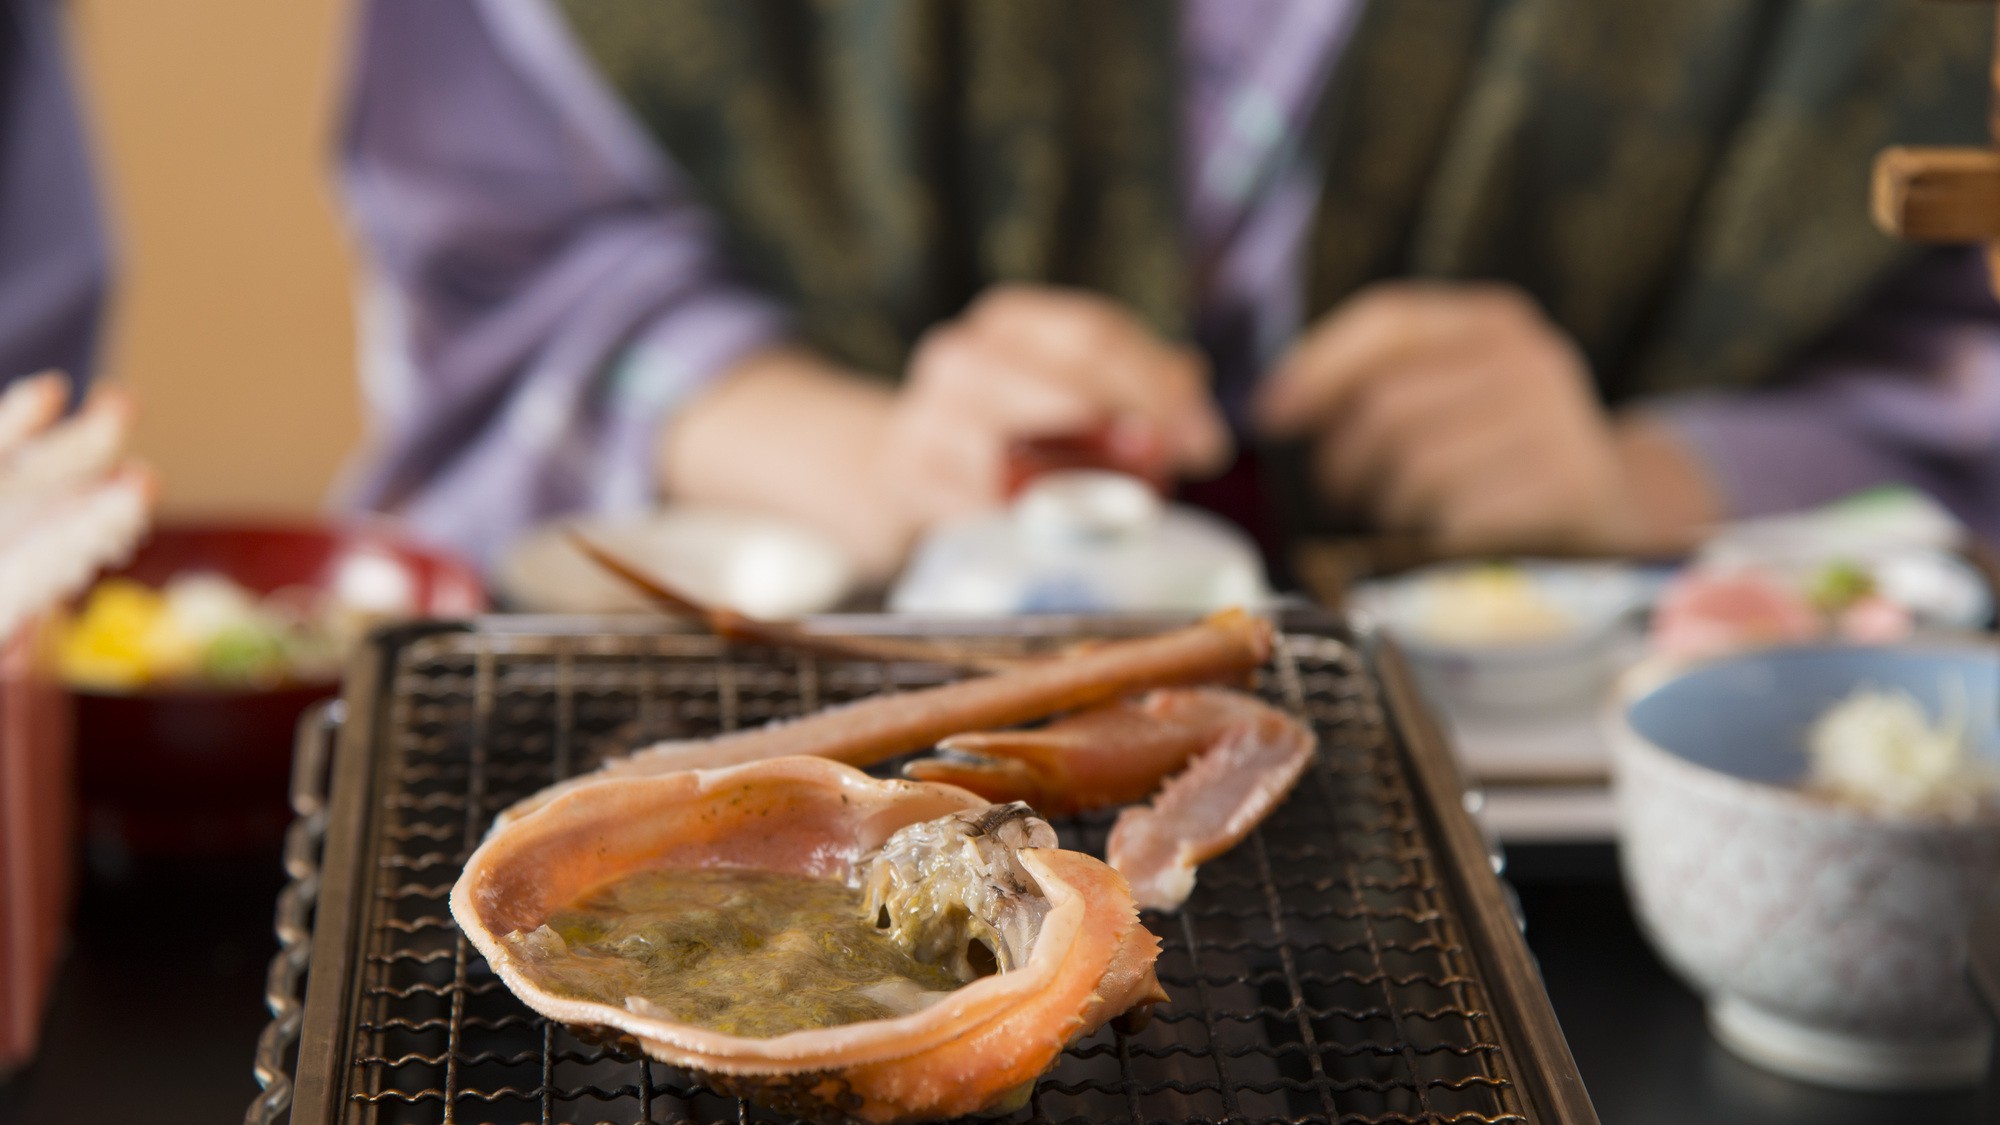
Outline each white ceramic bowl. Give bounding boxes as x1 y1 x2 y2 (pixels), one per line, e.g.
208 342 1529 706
1350 562 1650 718
1610 644 2000 1090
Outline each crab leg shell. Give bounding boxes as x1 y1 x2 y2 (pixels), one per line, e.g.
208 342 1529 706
912 687 1287 816
1107 700 1316 911
0 372 66 460
502 610 1271 823
914 699 1178 814
0 464 155 645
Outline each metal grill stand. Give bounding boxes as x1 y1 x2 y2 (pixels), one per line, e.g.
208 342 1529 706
252 616 1596 1125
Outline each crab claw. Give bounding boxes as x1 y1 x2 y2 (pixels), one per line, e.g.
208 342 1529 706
905 688 1284 817
903 751 1046 806
909 686 1319 912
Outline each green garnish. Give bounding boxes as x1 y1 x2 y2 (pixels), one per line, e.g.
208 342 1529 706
1808 560 1875 613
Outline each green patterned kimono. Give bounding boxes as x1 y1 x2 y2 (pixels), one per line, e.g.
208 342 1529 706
560 0 1991 401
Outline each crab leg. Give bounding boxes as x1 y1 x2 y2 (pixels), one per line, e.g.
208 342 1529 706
0 464 154 645
906 688 1283 816
501 610 1272 823
0 372 67 461
1105 699 1315 911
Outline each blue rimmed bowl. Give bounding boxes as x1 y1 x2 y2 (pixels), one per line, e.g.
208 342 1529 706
1609 644 2000 1090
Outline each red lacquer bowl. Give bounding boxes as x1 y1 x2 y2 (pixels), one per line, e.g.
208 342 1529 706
71 521 485 861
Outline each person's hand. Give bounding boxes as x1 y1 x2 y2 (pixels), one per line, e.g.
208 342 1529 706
1252 281 1714 553
663 285 1229 581
884 284 1229 526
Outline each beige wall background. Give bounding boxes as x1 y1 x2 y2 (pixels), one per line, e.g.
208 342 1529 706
69 0 362 519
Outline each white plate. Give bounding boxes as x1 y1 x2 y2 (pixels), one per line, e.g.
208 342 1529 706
498 509 857 618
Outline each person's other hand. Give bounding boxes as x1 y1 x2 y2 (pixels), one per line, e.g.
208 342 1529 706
1252 281 1714 553
884 284 1230 526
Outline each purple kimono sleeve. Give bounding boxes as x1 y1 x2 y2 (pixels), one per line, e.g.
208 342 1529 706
336 0 789 567
1651 249 2000 544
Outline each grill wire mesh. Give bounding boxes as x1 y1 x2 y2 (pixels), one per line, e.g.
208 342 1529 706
333 627 1529 1125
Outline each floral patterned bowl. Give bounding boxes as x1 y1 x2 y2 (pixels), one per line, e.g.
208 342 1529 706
1609 644 2000 1090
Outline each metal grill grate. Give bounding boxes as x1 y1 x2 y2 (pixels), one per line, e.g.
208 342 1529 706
260 618 1592 1125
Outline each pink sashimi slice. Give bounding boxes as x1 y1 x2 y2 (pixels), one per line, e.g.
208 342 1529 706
1834 593 1913 644
1649 568 1821 661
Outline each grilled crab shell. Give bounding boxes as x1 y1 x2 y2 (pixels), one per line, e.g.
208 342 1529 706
451 756 1166 1123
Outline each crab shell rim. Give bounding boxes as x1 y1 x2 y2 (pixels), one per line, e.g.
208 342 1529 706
449 755 1160 1077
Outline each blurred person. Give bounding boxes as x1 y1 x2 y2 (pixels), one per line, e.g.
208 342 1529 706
0 0 108 392
338 0 1999 577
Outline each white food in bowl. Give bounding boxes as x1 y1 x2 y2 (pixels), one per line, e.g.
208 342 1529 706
1402 564 1573 645
1806 687 2000 820
1350 561 1649 716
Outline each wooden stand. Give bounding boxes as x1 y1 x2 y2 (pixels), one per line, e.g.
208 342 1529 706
1873 11 2000 297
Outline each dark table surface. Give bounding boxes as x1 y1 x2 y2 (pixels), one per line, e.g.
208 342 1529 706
0 844 1992 1124
1506 844 1995 1125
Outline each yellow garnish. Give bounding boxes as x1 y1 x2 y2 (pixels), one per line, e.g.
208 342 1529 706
1416 564 1572 646
58 580 161 689
57 578 201 689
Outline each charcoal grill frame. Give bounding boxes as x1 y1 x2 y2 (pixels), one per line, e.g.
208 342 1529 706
250 613 1597 1125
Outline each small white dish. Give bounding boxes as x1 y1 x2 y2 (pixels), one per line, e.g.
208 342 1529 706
1350 561 1653 718
498 508 857 618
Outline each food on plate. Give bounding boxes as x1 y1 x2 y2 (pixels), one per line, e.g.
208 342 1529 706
1804 560 1874 614
1804 561 1914 643
1650 569 1820 660
455 757 1164 1123
1105 696 1316 910
1651 562 1919 662
57 573 345 690
1805 686 1999 820
1406 563 1573 645
502 608 1273 824
1649 568 1829 662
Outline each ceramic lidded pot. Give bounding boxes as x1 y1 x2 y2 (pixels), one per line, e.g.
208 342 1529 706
1609 644 2000 1090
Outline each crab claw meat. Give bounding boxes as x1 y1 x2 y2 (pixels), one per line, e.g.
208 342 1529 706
456 757 1165 1123
908 687 1290 816
1106 699 1316 911
501 609 1271 825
